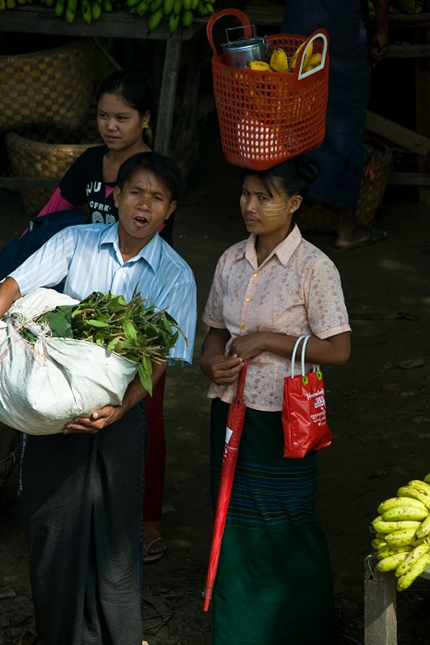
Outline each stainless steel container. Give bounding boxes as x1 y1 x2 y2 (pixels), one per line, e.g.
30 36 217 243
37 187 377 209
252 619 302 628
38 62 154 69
221 25 268 68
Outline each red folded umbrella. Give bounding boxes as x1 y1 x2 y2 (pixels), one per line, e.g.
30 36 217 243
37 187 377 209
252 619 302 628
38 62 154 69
203 360 248 611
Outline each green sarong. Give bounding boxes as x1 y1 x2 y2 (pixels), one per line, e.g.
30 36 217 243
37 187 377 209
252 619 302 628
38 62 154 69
210 398 338 645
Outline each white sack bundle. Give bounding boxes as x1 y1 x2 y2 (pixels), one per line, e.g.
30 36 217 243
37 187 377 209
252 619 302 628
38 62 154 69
0 288 138 435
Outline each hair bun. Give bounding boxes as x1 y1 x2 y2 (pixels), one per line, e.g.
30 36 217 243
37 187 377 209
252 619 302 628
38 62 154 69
296 156 320 185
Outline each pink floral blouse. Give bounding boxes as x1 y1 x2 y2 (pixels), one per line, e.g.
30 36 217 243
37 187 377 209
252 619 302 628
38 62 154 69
202 226 351 412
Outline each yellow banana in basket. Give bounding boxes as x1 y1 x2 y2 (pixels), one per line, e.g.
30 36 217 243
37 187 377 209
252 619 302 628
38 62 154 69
290 41 313 71
270 48 289 73
248 61 271 71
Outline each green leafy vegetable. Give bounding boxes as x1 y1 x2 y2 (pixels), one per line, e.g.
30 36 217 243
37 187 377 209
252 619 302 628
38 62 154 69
20 290 186 395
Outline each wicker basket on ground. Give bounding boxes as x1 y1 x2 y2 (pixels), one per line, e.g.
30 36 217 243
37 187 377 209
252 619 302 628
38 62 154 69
5 117 102 217
297 136 393 233
0 39 94 131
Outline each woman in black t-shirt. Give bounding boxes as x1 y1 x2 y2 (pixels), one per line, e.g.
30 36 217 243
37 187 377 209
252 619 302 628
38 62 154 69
38 69 171 562
39 69 174 246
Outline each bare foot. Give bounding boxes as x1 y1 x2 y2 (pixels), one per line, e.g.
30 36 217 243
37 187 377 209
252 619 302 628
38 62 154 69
335 208 387 249
335 225 387 249
143 520 166 555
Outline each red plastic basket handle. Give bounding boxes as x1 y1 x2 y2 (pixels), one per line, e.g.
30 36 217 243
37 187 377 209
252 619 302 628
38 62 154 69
206 9 253 57
295 29 329 80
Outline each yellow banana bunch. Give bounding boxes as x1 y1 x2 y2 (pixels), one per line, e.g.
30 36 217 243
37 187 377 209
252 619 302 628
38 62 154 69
372 516 422 534
382 506 428 522
398 481 430 509
395 542 430 577
377 552 410 572
377 496 428 515
370 474 430 590
397 553 430 591
377 545 413 560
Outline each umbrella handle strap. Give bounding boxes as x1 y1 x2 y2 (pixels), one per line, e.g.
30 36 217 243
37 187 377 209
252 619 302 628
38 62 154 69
235 359 248 400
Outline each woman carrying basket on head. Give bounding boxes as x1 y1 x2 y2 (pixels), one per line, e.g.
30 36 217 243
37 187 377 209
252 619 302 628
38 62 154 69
33 69 170 562
200 157 351 644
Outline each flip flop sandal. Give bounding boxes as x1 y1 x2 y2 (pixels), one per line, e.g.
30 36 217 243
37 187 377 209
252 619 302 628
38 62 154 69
143 537 166 564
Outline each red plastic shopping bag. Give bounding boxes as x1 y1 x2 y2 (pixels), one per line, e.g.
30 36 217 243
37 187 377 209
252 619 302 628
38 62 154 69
282 335 332 458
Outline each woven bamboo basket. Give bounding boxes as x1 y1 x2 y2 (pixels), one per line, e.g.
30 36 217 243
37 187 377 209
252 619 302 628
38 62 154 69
5 116 102 217
0 39 94 131
297 136 393 233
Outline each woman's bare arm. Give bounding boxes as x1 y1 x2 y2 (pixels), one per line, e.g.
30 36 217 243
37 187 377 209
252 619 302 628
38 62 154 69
229 331 351 366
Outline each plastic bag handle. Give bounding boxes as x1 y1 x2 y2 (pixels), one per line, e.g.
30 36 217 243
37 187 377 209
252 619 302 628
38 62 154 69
294 29 329 81
290 335 306 378
300 335 312 375
206 9 253 57
290 335 319 377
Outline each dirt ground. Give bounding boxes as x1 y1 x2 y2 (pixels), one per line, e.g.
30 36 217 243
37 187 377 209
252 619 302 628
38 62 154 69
0 113 430 645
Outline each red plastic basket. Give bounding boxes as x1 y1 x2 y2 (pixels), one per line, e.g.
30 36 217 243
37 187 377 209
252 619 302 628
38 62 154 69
206 9 330 170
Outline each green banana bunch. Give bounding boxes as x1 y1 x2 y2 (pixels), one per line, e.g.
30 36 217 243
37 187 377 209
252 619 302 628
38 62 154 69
81 0 92 23
182 8 192 26
0 0 6 10
55 0 66 16
140 0 214 34
91 0 102 19
393 0 423 14
169 11 180 31
148 7 164 30
65 0 77 23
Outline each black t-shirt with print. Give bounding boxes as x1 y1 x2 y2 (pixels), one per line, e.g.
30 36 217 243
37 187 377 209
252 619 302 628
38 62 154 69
58 145 175 245
59 146 117 225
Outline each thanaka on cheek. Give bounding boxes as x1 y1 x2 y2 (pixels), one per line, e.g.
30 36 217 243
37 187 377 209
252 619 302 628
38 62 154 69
261 202 289 219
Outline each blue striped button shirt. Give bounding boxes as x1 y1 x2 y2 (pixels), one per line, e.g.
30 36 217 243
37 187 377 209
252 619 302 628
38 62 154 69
10 223 197 364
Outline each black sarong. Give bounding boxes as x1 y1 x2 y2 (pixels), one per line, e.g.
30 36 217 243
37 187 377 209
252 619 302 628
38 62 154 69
21 404 146 645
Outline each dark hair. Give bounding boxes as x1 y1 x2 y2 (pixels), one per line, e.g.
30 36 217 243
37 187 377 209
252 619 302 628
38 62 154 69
96 69 153 115
116 151 182 203
242 156 320 204
96 69 153 145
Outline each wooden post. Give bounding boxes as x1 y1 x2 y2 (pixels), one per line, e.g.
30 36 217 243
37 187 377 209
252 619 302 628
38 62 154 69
414 25 430 205
154 38 183 158
364 554 398 645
